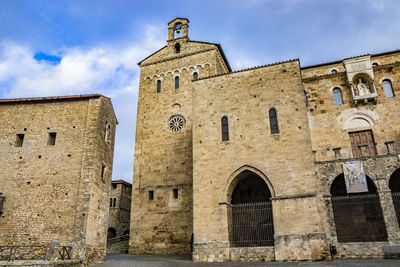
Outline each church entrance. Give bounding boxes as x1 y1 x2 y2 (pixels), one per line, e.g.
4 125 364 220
229 170 274 247
330 173 387 242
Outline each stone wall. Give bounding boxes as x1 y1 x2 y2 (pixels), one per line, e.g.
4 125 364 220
109 181 132 238
0 95 117 266
129 19 230 254
191 60 328 261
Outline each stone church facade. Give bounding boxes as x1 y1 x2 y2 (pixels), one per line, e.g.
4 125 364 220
130 18 400 261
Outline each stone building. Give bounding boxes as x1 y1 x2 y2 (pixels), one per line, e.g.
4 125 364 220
108 180 132 238
130 17 400 261
0 94 117 265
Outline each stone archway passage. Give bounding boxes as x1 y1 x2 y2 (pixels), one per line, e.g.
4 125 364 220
389 168 400 227
230 170 274 247
331 174 387 242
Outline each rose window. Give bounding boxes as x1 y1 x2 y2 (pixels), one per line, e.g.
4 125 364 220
168 115 186 132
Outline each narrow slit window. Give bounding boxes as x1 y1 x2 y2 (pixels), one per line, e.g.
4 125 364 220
304 90 308 106
173 188 178 199
382 79 394 98
101 165 106 182
269 108 279 134
48 132 56 146
221 116 229 141
193 72 198 80
15 134 24 147
333 88 343 105
175 76 180 89
149 190 154 200
174 43 180 53
113 198 117 207
109 198 113 207
157 80 161 93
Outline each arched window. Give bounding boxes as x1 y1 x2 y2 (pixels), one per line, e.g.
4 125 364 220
330 174 387 242
382 79 394 98
269 108 278 134
331 69 338 74
193 72 198 80
175 76 179 89
221 116 229 141
113 198 116 207
157 80 161 93
174 43 180 53
333 88 343 105
372 62 378 67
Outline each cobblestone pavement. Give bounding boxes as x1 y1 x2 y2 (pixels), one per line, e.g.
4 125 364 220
96 254 400 267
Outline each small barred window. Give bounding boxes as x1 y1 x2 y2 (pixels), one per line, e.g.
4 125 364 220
168 115 186 132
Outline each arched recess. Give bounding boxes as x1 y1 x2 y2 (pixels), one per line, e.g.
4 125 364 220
389 168 400 227
227 168 274 247
225 165 275 201
107 227 116 239
330 174 387 242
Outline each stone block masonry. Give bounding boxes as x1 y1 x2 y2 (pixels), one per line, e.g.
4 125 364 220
0 94 117 266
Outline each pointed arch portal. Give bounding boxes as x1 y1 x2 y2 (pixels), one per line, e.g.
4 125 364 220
330 173 387 242
229 170 274 247
389 168 400 227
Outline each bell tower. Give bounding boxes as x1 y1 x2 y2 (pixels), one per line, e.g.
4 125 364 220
168 18 189 41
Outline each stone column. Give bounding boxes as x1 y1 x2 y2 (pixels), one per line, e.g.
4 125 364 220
377 177 400 242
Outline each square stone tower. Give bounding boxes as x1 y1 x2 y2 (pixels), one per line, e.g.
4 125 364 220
129 18 231 254
0 94 117 265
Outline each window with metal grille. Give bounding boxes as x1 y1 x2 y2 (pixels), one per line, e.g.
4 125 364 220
157 80 161 93
175 76 179 89
269 108 278 134
349 130 377 158
382 79 394 98
221 116 229 141
333 88 343 105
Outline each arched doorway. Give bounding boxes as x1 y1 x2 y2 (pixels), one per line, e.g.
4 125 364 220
330 174 387 242
107 227 116 239
229 170 274 247
389 168 400 226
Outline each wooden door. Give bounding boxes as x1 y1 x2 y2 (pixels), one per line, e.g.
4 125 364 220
349 130 377 158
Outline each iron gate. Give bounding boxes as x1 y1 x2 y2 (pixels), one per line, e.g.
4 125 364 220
331 193 387 242
231 201 274 247
392 192 400 227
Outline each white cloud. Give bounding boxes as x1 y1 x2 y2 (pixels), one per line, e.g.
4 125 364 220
0 25 165 183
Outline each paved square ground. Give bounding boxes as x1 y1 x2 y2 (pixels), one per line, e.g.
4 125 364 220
96 254 400 267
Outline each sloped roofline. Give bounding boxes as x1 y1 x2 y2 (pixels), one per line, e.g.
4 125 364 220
168 17 189 25
301 49 400 70
0 94 104 103
111 179 132 186
137 40 232 72
0 94 119 124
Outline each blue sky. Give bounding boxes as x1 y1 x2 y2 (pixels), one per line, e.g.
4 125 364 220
1 0 399 183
